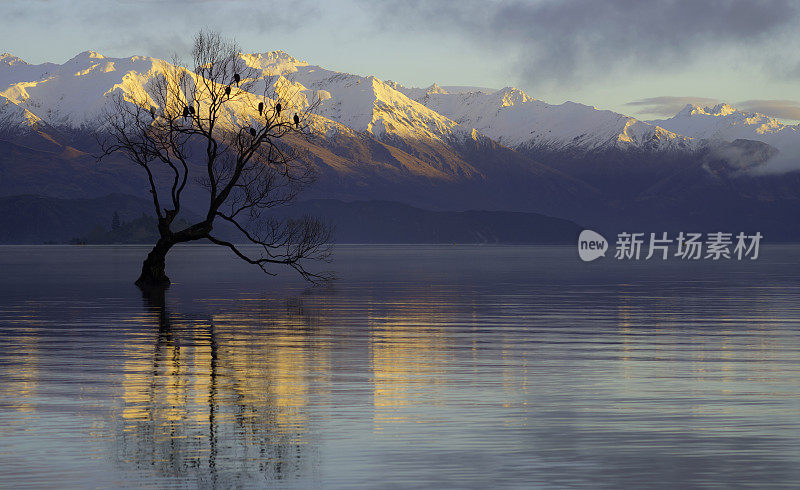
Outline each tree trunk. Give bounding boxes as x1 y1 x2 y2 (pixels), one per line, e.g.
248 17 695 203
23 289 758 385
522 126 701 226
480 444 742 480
135 237 175 290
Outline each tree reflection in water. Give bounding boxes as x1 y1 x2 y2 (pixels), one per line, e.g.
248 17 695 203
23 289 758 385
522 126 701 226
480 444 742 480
114 290 320 486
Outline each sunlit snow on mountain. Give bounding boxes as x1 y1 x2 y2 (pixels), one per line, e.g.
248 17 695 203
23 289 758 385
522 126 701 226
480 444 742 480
1 49 799 238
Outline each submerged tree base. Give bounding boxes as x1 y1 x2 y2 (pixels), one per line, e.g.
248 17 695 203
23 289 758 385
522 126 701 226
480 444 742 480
135 274 171 291
135 238 173 291
138 280 169 309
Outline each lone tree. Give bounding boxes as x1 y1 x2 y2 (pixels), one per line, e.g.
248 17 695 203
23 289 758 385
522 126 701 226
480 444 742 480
99 31 331 290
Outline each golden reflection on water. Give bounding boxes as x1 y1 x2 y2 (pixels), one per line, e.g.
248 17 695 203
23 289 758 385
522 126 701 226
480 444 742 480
0 328 40 414
2 272 800 487
115 297 326 482
370 302 451 430
119 294 470 445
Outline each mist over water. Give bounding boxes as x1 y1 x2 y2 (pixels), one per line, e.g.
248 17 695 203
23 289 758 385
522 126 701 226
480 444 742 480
1 245 799 488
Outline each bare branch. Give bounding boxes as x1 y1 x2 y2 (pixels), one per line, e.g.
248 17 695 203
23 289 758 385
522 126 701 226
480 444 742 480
96 29 332 288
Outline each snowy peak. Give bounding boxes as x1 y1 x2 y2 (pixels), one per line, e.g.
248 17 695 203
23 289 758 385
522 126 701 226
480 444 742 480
302 71 461 140
425 83 448 95
68 50 107 62
0 94 42 127
1 53 28 66
0 54 59 91
236 53 464 141
255 50 302 64
365 77 462 140
668 102 784 127
646 102 800 167
240 50 308 76
407 86 693 152
651 102 799 151
705 102 736 116
677 102 737 118
495 87 533 107
0 51 173 127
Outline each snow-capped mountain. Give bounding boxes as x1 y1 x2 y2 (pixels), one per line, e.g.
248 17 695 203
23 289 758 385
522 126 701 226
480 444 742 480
650 103 800 164
650 103 799 140
0 50 594 217
3 49 786 160
0 51 332 135
1 51 160 128
240 51 471 144
0 52 385 157
0 50 472 145
0 94 42 128
0 53 58 88
0 49 701 154
393 83 696 153
0 49 798 237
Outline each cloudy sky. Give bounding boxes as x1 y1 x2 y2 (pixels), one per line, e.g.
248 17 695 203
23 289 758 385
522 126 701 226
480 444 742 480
4 0 800 121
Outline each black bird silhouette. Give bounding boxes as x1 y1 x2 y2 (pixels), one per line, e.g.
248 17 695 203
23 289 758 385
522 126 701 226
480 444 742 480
293 114 300 127
225 86 231 96
233 73 240 86
275 102 281 115
249 127 257 137
182 106 189 118
258 101 264 116
188 105 195 115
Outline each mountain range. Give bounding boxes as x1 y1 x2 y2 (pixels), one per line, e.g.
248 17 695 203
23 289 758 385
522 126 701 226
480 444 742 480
1 50 798 240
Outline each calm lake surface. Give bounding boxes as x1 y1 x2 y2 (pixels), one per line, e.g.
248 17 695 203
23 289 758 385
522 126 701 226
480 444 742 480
1 244 799 488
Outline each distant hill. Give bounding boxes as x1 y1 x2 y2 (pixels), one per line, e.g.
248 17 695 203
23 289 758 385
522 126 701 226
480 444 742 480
0 194 157 243
0 194 582 244
282 199 582 244
74 214 193 244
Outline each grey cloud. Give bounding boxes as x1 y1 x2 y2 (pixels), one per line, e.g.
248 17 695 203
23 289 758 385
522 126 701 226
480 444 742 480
85 0 320 52
4 0 320 60
360 0 799 85
737 100 800 120
626 96 720 117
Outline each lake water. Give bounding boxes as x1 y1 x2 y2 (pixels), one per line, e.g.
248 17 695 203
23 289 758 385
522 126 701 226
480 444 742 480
1 244 799 488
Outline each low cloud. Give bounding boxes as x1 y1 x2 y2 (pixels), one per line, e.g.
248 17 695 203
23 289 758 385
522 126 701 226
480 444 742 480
626 96 720 117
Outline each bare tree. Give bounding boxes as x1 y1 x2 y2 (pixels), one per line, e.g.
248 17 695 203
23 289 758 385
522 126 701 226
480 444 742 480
99 31 332 290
